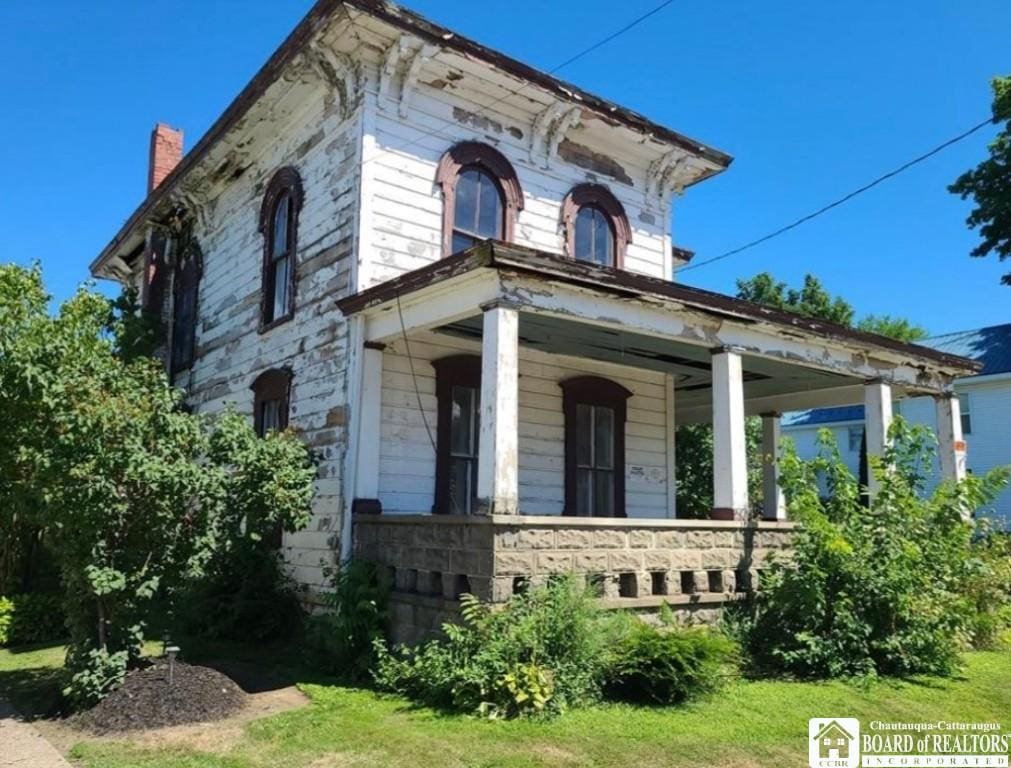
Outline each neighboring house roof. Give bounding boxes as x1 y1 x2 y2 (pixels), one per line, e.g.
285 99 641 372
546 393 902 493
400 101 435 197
782 405 864 428
336 240 978 375
91 0 733 276
926 322 1011 377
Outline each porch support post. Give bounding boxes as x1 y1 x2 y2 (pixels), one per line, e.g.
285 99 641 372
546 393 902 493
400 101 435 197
352 342 384 515
476 302 519 515
935 393 967 483
711 347 749 520
760 412 786 520
864 379 893 499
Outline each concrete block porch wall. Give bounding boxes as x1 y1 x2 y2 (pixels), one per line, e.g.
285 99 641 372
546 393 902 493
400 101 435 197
354 513 795 645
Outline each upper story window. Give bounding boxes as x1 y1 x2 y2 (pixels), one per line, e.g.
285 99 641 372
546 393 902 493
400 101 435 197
432 355 482 514
436 142 523 257
171 239 202 374
259 167 303 330
561 184 631 268
560 376 631 517
251 368 292 436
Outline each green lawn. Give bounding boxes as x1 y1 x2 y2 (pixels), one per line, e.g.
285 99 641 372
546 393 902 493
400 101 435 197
2 644 1010 768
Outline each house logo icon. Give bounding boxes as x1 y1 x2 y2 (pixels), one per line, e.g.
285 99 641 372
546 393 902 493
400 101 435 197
809 718 860 768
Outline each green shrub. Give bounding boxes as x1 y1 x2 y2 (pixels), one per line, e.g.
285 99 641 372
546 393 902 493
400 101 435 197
0 593 67 647
602 623 737 705
746 419 1010 679
373 576 604 717
305 560 389 681
964 526 1011 649
63 646 129 708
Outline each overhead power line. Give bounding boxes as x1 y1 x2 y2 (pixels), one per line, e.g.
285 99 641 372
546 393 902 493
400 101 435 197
343 0 679 167
679 116 997 274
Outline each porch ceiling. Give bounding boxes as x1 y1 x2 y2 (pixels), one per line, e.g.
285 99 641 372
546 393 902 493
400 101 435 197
436 313 860 424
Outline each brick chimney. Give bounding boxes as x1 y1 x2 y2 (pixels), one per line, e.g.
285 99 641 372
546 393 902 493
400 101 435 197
148 123 183 193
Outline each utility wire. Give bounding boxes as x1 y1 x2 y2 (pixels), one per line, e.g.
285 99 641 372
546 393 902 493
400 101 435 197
679 116 997 274
343 0 679 168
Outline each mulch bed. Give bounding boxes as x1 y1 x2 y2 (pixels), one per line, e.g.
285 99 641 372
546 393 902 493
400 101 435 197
74 660 247 733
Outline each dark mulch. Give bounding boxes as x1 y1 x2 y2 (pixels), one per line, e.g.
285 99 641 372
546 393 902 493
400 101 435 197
74 660 247 733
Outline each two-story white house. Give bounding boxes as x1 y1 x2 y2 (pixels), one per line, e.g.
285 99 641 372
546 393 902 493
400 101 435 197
90 0 977 641
783 323 1011 527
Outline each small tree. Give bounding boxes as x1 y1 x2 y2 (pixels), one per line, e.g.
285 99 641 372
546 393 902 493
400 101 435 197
949 76 1011 285
0 264 316 705
743 420 1009 679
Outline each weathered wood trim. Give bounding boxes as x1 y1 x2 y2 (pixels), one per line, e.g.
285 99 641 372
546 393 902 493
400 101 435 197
560 183 631 268
476 306 519 515
259 166 304 331
432 354 482 514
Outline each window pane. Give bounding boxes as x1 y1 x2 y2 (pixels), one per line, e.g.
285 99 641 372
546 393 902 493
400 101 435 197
272 257 290 319
594 406 614 470
594 208 614 266
958 393 971 435
260 398 282 436
449 458 472 515
452 231 478 254
450 385 477 456
594 471 614 517
574 206 614 266
576 403 593 467
476 173 503 238
272 195 289 258
574 207 594 263
454 170 479 235
576 468 592 516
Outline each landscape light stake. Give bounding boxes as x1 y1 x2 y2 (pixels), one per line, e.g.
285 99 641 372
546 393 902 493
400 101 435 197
166 645 180 684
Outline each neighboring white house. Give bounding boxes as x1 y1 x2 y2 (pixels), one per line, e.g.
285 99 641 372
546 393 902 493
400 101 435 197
88 0 978 637
783 323 1011 527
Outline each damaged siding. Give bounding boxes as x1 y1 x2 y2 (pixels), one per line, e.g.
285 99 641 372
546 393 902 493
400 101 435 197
377 330 670 518
175 87 363 591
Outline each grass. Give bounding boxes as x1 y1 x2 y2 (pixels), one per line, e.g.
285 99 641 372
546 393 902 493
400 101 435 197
2 644 1009 768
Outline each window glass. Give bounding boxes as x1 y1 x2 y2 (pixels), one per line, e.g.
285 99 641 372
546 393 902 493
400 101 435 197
452 167 503 253
848 426 863 453
958 393 972 435
574 206 614 266
272 258 290 320
272 195 289 258
259 398 282 436
574 403 616 516
448 384 480 514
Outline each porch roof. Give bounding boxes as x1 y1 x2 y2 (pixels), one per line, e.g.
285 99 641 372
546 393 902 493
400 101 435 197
337 241 978 378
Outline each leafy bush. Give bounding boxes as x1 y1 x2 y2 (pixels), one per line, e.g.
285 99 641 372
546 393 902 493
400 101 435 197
305 560 390 681
63 646 129 708
745 419 1010 679
374 576 604 717
964 525 1011 649
602 623 737 705
0 593 67 646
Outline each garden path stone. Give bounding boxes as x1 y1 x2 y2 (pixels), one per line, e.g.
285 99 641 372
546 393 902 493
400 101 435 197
0 698 72 768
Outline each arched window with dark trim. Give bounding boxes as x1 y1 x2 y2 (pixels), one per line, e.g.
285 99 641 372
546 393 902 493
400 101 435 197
561 184 631 268
436 142 523 257
432 354 482 514
259 167 303 330
560 376 631 517
171 239 202 374
251 368 292 436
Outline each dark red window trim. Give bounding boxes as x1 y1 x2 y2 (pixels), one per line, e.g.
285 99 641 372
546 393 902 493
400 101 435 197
250 367 293 436
170 238 202 375
259 166 303 332
435 142 524 257
561 183 631 268
560 375 631 517
432 354 482 514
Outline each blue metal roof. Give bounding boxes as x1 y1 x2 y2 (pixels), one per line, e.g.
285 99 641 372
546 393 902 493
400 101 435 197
924 322 1011 377
783 322 1011 428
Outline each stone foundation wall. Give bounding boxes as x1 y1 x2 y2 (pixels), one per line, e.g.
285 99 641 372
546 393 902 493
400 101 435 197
354 514 796 644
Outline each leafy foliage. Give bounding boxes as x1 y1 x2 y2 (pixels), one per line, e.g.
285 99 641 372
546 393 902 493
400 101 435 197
0 593 66 647
856 315 928 343
949 76 1011 285
736 273 856 326
0 264 317 706
602 622 737 705
305 560 390 681
675 419 763 518
373 576 605 717
743 419 1010 679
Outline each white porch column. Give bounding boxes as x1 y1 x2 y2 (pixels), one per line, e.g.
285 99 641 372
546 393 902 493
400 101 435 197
476 303 519 515
760 412 787 520
936 393 967 483
711 347 749 520
665 373 677 519
864 380 893 498
352 342 384 514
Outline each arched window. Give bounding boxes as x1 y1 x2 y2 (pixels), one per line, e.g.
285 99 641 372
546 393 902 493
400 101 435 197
250 368 292 436
436 142 523 257
560 376 631 517
259 167 303 329
432 355 482 514
171 238 202 374
561 184 631 268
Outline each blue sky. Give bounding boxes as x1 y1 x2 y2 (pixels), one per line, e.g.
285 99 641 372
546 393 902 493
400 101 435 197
1 1 1007 335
